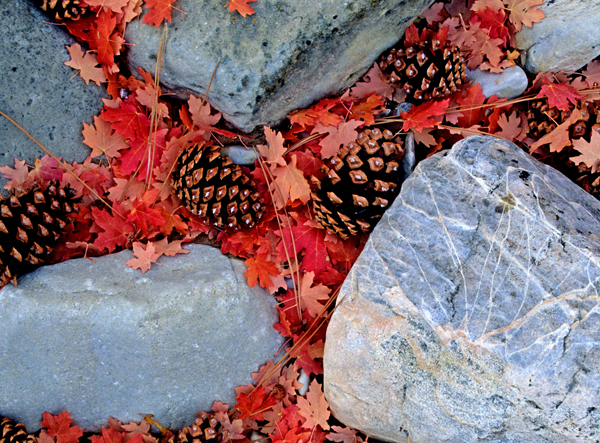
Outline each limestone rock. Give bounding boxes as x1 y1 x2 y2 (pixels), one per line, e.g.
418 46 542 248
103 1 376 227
467 66 528 99
0 0 106 194
516 0 600 73
124 0 434 132
324 136 600 443
0 245 283 432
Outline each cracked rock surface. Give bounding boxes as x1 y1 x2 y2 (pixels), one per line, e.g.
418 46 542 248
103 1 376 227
124 0 434 132
323 136 600 443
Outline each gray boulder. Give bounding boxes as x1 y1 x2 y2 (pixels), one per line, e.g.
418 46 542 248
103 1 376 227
124 0 434 132
0 244 283 431
324 136 600 443
0 0 106 194
467 66 528 100
516 0 600 73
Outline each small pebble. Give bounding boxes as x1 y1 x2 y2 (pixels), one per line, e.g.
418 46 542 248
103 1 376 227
221 145 259 165
467 66 528 100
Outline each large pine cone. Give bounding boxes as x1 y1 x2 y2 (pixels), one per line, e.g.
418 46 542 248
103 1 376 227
171 143 264 230
0 417 36 443
379 36 466 102
1 180 80 287
311 127 406 239
31 0 87 21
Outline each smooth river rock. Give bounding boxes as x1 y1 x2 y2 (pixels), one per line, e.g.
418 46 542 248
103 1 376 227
324 136 600 443
0 244 283 431
516 0 600 73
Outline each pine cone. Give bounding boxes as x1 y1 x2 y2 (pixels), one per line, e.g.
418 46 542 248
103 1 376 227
31 0 87 21
176 412 223 443
0 180 80 287
379 36 466 102
526 99 600 141
311 128 406 239
0 417 36 443
171 143 264 230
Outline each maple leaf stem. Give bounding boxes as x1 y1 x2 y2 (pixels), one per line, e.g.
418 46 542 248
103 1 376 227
0 109 125 219
146 22 169 191
254 151 301 317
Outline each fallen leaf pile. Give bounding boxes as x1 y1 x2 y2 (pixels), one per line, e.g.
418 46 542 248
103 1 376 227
2 0 600 441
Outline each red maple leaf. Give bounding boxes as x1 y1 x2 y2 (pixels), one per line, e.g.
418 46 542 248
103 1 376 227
40 412 84 443
91 203 135 253
296 379 331 431
118 128 167 176
235 386 277 420
89 11 117 66
291 338 324 376
456 84 486 128
244 254 279 288
226 0 257 17
347 93 386 126
277 216 331 277
126 189 166 236
536 80 583 112
28 156 64 183
101 101 150 141
126 242 161 274
256 127 286 168
401 98 449 132
494 110 524 142
143 0 176 27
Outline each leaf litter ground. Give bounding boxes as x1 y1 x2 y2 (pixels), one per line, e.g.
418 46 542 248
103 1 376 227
3 0 600 442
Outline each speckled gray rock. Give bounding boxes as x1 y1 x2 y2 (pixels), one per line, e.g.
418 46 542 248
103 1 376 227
467 66 528 99
0 244 283 432
324 136 600 443
516 0 600 73
124 0 434 132
0 0 106 194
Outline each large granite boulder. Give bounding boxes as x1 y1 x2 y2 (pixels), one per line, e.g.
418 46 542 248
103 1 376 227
323 136 600 443
0 0 106 194
0 245 283 432
124 0 434 132
516 0 600 73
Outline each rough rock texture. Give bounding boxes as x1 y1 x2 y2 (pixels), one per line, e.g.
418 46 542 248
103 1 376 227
324 136 600 443
0 0 106 194
516 0 600 73
124 0 434 132
0 245 283 432
467 66 528 99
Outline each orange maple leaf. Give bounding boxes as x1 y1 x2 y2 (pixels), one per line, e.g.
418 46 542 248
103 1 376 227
349 63 394 100
126 242 161 274
244 254 279 288
143 0 176 27
503 0 545 31
298 271 331 317
82 116 127 159
272 154 311 208
256 127 286 168
64 44 106 86
296 379 331 430
90 11 117 66
571 131 600 173
495 110 524 142
530 109 581 154
226 0 257 17
0 159 29 190
312 120 363 159
85 0 129 13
